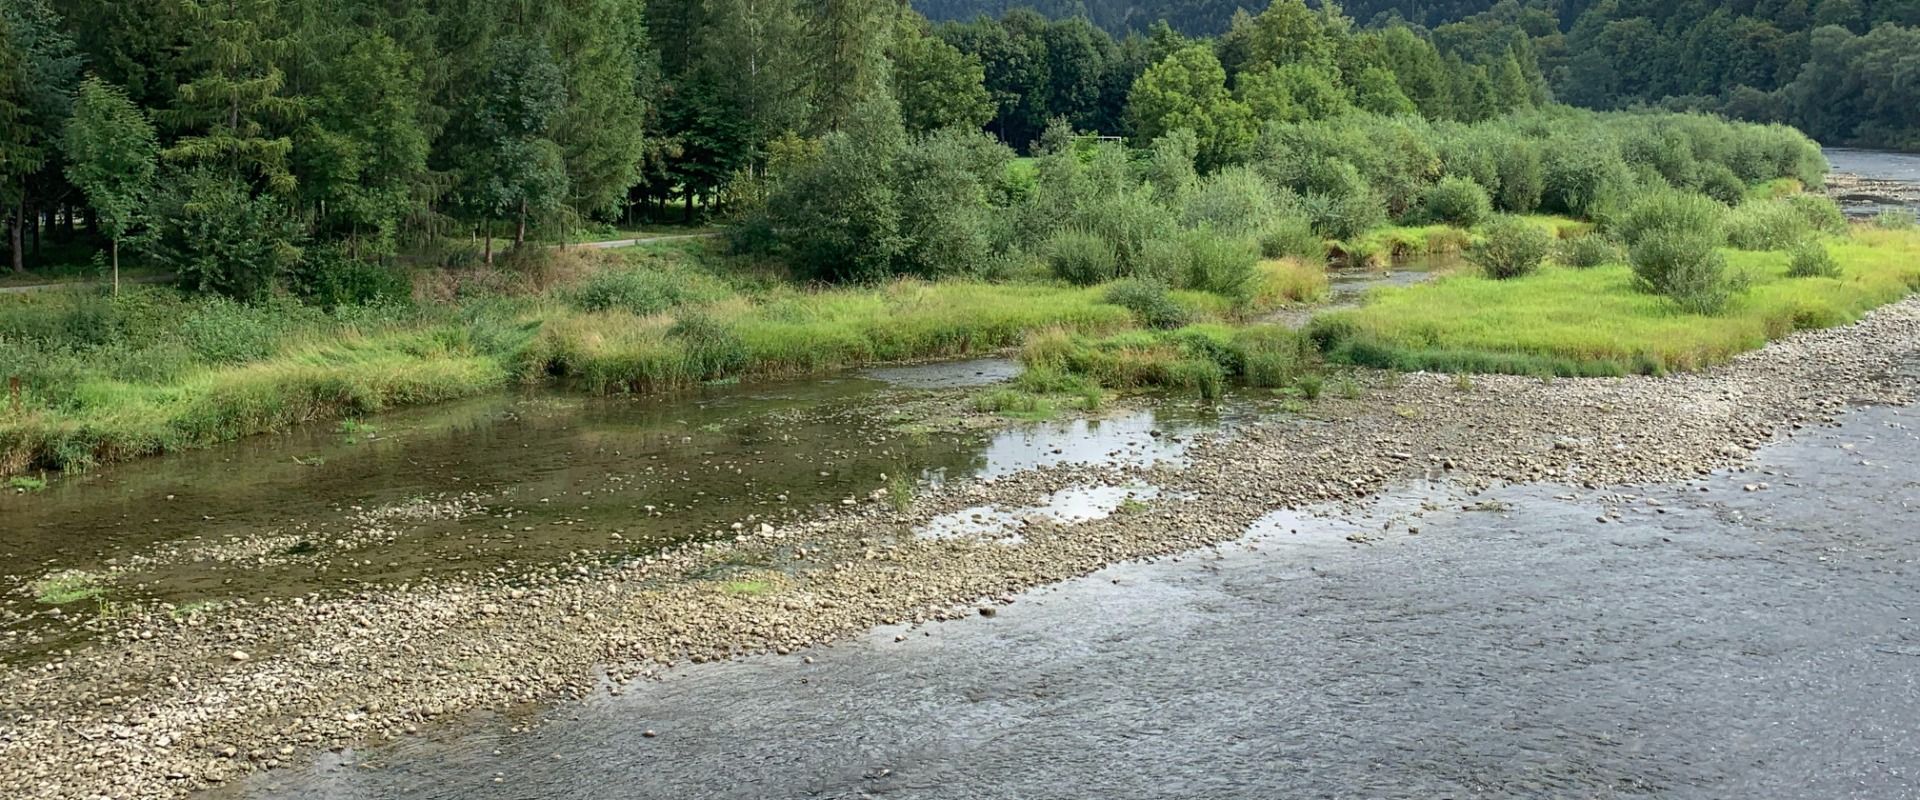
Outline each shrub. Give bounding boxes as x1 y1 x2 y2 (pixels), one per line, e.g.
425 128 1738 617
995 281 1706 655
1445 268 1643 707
1179 231 1260 298
1785 194 1846 235
1045 228 1119 286
1696 163 1746 206
1786 239 1840 278
1104 279 1190 329
571 266 732 316
1468 216 1553 279
149 169 304 301
1612 190 1725 247
1256 214 1323 261
1493 142 1544 213
1557 234 1619 268
1629 231 1734 314
1725 199 1811 251
290 245 412 308
1134 237 1191 285
1234 326 1314 388
1421 176 1492 227
1305 187 1387 241
179 297 291 364
1182 167 1276 234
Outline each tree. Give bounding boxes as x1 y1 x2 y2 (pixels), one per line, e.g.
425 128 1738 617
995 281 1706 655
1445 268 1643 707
451 36 571 262
293 30 429 257
1128 44 1252 170
162 0 302 195
892 14 993 134
806 0 893 133
0 0 82 273
1238 62 1353 123
62 78 160 293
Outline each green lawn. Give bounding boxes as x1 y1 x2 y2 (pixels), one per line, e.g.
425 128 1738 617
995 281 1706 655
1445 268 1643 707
1314 226 1920 376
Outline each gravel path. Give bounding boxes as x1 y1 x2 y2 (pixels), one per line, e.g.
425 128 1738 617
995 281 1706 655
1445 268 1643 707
4 296 1919 799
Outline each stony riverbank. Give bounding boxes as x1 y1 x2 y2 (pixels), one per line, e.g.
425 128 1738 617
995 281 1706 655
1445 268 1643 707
3 296 1918 799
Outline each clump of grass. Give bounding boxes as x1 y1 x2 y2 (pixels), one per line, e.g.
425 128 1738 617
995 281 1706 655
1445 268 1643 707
1875 209 1917 230
30 570 106 605
885 472 915 514
718 579 772 596
569 266 733 316
8 475 47 492
1246 259 1329 307
1116 497 1150 515
1453 372 1475 392
973 389 1056 419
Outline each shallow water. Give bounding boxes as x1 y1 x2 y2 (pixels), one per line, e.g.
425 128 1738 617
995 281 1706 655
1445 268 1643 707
1824 147 1920 220
218 402 1920 800
0 364 1221 652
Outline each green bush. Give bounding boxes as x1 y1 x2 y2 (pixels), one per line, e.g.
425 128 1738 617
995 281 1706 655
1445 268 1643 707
1468 216 1554 279
1696 163 1746 206
571 267 732 316
1725 199 1810 251
180 298 292 364
290 245 413 308
1046 228 1120 286
1104 279 1189 329
1421 176 1492 227
1256 214 1324 261
1182 167 1277 235
1785 194 1847 235
1493 142 1544 213
1305 187 1387 241
1786 239 1840 278
1557 234 1619 268
149 169 304 301
1613 190 1726 247
1629 230 1735 314
1179 231 1260 297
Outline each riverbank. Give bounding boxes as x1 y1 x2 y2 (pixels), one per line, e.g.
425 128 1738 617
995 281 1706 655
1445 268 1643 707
2 242 1326 479
4 290 1915 798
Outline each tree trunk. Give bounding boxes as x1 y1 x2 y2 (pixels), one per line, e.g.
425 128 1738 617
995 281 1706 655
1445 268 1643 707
111 239 120 296
483 218 495 265
516 200 527 245
7 208 21 274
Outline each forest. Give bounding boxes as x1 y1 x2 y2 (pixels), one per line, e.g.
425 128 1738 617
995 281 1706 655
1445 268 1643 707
919 0 1920 149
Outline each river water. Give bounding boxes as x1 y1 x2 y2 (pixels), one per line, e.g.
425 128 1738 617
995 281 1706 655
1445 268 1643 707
0 362 1227 659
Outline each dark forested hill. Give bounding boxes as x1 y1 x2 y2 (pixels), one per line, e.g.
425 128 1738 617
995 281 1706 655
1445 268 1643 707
914 0 1920 147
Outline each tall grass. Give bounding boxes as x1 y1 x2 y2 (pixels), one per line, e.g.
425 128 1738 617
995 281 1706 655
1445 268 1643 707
1314 226 1920 376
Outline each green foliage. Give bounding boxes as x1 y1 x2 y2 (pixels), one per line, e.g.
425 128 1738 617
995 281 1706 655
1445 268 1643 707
61 77 158 245
1128 43 1253 170
1726 198 1820 252
1104 279 1189 329
1046 228 1120 285
1256 214 1323 261
893 14 994 133
1557 234 1619 268
1420 176 1492 227
1469 215 1553 279
1630 231 1736 314
1182 167 1277 234
1786 239 1840 279
1178 230 1260 297
1613 190 1726 248
149 169 304 301
570 267 733 316
1873 209 1916 230
287 245 411 309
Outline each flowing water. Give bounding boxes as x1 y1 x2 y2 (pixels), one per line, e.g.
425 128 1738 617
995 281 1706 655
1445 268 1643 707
1823 147 1920 220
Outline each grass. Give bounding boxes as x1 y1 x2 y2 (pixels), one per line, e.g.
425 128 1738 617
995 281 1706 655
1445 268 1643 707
8 475 46 491
1314 225 1920 376
30 570 106 604
718 579 773 597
